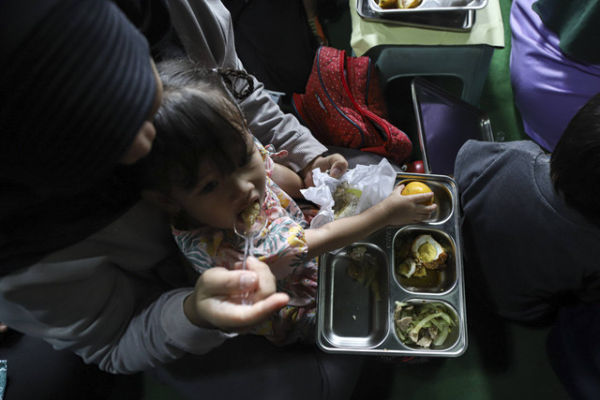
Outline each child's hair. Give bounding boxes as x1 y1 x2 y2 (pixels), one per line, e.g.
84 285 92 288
140 59 255 194
551 92 600 224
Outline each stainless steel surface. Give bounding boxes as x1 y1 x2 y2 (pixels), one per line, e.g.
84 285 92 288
356 0 474 32
317 173 468 357
370 0 488 13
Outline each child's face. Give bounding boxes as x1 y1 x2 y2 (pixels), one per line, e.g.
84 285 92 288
170 133 267 230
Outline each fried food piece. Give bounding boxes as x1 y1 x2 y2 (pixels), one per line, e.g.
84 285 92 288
378 0 398 8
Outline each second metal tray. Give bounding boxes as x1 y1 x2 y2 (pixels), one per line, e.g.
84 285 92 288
356 0 474 32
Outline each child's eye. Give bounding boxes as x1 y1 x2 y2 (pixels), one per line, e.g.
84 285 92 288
198 181 218 195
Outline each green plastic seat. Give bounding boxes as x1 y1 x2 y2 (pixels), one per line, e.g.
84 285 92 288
366 44 494 106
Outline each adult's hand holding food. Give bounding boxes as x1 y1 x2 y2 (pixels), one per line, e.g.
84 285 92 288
301 153 349 187
183 257 290 332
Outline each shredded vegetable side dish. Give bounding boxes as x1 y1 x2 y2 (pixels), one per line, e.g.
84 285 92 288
394 301 455 348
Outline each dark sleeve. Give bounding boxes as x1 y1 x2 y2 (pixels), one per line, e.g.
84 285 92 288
112 0 186 61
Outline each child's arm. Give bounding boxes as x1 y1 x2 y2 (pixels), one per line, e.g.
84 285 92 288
304 184 436 259
271 163 305 198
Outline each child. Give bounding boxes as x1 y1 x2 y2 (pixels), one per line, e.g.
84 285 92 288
140 59 436 344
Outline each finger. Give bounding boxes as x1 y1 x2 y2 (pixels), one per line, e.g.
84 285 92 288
200 267 258 296
217 292 290 329
328 155 348 178
395 183 406 191
406 192 434 202
243 257 278 298
245 293 290 323
244 256 274 277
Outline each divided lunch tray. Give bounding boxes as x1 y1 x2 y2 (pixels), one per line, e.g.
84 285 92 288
317 173 467 357
370 0 487 13
356 0 474 32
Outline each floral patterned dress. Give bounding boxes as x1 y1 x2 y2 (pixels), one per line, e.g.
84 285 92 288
172 141 317 344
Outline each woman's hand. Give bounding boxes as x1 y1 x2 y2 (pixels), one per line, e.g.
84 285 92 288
378 184 437 225
300 153 348 187
183 257 289 332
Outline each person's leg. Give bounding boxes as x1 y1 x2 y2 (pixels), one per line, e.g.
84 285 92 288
150 335 364 400
546 304 600 400
0 332 141 400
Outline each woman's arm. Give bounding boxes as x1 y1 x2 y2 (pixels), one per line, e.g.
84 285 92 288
304 185 436 259
0 201 287 374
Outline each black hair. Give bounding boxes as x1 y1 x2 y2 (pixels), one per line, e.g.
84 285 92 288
551 92 600 224
139 58 254 194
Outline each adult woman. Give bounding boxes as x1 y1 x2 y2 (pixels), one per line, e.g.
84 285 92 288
0 0 360 399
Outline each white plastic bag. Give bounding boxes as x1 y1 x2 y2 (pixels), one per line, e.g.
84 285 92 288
300 158 397 228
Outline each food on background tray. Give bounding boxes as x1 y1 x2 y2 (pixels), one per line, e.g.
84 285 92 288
401 181 434 205
377 0 422 9
332 182 362 219
346 246 382 301
394 301 455 348
396 234 448 280
378 0 398 7
240 202 260 232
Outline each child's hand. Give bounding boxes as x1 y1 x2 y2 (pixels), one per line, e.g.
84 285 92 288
381 184 437 225
183 257 290 332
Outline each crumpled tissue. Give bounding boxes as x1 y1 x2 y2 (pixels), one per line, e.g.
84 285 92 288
300 158 397 228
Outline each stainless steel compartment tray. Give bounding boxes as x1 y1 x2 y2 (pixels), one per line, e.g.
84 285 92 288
356 0 474 32
317 173 467 357
370 0 487 13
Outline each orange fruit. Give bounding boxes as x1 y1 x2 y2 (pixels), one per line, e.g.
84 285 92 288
401 181 434 204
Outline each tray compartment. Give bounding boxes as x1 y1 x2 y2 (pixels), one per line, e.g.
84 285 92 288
391 299 461 350
319 243 390 348
393 227 457 293
397 177 453 223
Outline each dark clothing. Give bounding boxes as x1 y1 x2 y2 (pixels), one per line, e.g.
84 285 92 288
0 0 156 275
455 140 600 323
151 335 363 400
222 0 318 94
0 332 141 400
533 0 600 64
547 303 600 400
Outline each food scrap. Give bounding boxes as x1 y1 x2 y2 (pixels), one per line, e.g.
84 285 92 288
332 182 362 219
346 246 382 301
394 301 455 348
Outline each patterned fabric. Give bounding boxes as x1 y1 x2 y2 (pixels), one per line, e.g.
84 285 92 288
172 139 317 344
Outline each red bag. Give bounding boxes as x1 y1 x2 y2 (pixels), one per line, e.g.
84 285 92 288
293 46 412 165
